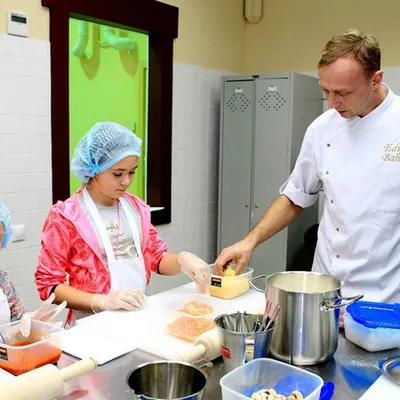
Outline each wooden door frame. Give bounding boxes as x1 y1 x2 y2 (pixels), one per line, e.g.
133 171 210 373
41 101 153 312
42 0 178 225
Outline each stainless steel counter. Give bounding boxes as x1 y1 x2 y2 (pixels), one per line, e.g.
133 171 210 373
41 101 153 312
58 331 397 400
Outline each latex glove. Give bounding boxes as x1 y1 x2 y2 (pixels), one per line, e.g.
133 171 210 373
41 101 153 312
215 239 253 276
91 288 146 313
20 293 67 337
178 252 211 295
0 221 5 249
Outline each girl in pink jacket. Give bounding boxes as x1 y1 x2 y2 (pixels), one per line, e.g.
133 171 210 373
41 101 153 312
35 122 211 324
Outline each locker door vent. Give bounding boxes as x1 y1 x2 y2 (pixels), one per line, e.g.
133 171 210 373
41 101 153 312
258 92 287 112
226 93 251 113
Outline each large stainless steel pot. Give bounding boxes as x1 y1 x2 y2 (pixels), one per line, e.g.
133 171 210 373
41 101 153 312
250 271 363 366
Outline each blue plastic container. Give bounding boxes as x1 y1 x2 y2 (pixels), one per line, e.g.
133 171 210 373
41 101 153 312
344 301 400 352
220 358 324 400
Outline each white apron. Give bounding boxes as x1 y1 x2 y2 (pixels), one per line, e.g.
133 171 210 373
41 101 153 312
0 288 11 325
74 189 146 321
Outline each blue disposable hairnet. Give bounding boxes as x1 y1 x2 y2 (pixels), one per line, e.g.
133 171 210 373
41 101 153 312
71 122 142 182
0 201 13 248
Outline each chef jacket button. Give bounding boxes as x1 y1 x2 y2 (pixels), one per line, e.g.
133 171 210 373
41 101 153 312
326 171 329 175
330 200 334 204
327 143 331 147
336 255 340 259
336 228 339 232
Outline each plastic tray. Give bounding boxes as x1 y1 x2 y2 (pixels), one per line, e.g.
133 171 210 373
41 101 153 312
344 312 400 352
220 358 324 400
0 320 64 375
209 265 253 299
164 293 231 343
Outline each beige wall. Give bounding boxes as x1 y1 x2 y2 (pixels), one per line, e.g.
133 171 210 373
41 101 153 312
0 0 246 73
0 0 49 41
245 0 400 73
2 1 400 75
160 0 246 72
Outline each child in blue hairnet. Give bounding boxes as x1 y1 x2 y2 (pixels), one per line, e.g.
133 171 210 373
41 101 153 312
0 201 65 335
35 122 211 324
0 202 22 325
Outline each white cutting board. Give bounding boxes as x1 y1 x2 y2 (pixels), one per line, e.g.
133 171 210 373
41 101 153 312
359 374 400 399
0 368 15 382
136 284 264 359
61 324 137 365
77 283 265 360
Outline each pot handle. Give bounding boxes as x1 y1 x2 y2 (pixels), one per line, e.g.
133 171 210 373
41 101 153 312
249 275 267 293
193 359 213 379
320 294 364 312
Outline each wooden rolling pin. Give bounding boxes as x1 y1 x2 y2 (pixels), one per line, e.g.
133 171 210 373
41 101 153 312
174 328 220 362
2 358 97 400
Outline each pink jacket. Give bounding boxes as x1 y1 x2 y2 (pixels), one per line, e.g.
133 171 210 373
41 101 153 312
35 191 168 323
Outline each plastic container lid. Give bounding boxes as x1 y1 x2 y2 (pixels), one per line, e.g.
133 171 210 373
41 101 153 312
347 301 400 329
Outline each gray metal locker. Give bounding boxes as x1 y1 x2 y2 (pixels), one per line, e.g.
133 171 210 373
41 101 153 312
217 73 322 276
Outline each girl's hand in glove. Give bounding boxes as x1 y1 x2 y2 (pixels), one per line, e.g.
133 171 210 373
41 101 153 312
178 252 212 295
19 293 67 337
91 288 146 313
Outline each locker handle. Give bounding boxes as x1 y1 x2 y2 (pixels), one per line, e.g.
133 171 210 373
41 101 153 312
245 204 249 207
255 204 259 208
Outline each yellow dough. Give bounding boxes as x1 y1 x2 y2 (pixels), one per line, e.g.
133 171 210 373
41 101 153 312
224 265 236 277
209 274 249 299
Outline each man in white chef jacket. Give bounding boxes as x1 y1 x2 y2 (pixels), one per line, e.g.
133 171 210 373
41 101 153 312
216 29 400 305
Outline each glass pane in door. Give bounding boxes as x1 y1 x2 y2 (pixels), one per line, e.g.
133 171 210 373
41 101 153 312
69 17 149 200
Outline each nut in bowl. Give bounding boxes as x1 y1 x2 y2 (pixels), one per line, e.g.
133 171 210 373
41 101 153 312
251 388 304 400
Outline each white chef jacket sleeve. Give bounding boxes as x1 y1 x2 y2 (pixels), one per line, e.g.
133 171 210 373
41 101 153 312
280 127 321 208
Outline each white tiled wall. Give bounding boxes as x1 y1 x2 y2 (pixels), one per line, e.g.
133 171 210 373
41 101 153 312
147 63 230 294
0 34 52 312
0 34 230 302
